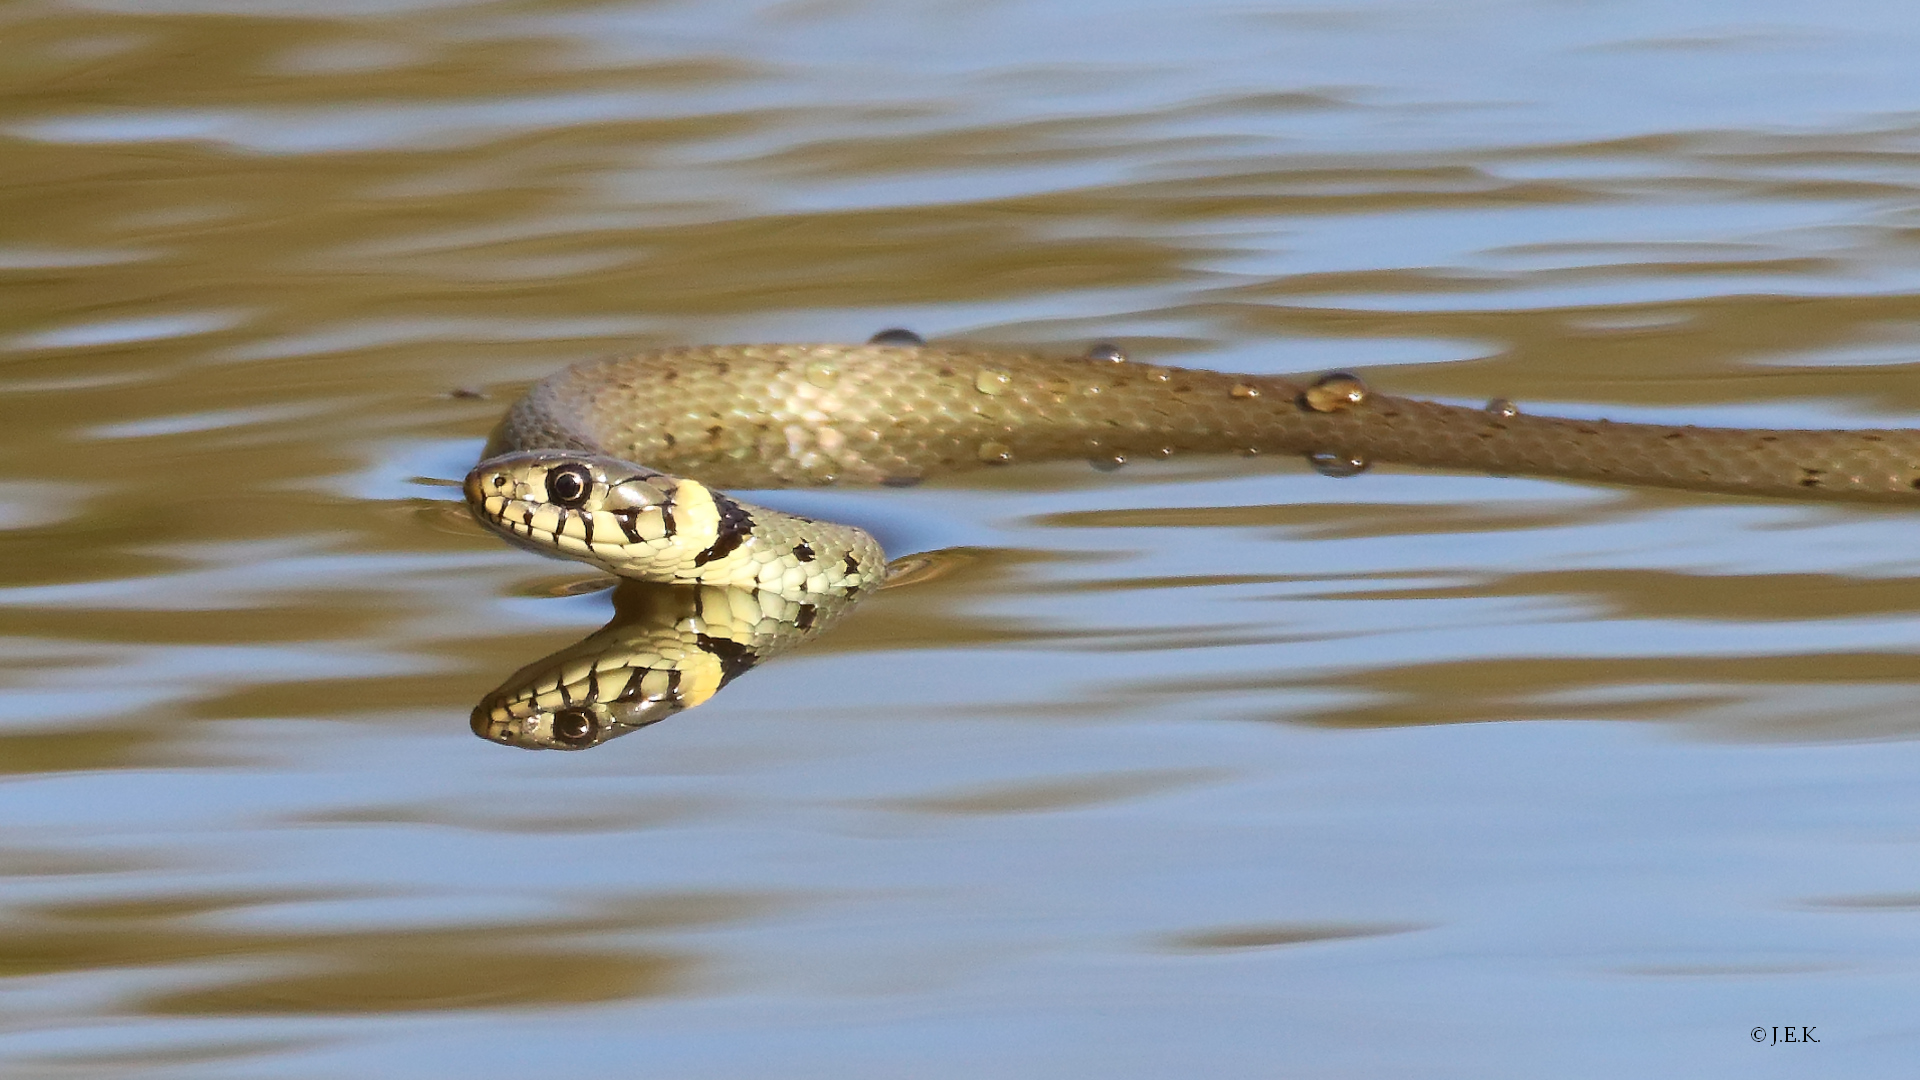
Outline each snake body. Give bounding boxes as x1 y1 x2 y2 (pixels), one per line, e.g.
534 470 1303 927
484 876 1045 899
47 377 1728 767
467 340 1920 595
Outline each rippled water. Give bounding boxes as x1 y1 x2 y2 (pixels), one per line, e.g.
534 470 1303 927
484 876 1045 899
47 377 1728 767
7 0 1920 1075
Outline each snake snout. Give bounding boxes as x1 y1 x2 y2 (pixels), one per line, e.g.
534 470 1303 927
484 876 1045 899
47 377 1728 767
462 467 489 507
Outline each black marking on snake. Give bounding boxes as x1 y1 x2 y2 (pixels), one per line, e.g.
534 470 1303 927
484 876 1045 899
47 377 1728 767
692 491 753 566
664 669 681 701
615 673 648 703
843 552 860 577
695 633 758 688
660 502 676 537
579 511 594 546
614 509 643 543
792 541 815 563
795 604 816 630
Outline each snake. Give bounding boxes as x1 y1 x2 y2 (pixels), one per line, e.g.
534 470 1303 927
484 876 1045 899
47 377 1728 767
463 331 1920 748
467 332 1920 596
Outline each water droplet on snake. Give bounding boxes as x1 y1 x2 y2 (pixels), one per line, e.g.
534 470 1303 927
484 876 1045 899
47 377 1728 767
1307 451 1370 478
1090 453 1128 472
1087 342 1127 363
977 440 1013 463
1302 372 1369 413
805 362 838 388
1485 397 1519 419
1229 383 1261 399
868 327 924 345
1145 366 1172 383
975 368 1012 395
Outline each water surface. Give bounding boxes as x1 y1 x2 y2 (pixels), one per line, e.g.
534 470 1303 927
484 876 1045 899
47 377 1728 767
5 0 1920 1076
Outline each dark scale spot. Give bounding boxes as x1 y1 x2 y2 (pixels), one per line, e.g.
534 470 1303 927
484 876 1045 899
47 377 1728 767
692 491 754 566
661 503 676 537
869 328 924 345
706 425 723 440
795 604 817 630
792 541 816 562
1800 468 1825 488
615 509 643 543
695 633 758 688
881 475 923 488
1664 431 1685 440
580 514 595 545
843 553 860 576
663 432 677 448
614 672 646 702
1910 478 1920 490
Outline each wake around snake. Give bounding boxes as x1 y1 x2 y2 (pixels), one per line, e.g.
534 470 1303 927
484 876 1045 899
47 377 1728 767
464 331 1920 749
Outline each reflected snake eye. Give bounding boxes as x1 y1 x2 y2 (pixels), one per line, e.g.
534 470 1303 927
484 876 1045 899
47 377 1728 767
549 708 599 747
545 464 593 508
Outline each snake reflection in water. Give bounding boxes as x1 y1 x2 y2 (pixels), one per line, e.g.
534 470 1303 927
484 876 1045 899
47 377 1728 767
465 332 1920 749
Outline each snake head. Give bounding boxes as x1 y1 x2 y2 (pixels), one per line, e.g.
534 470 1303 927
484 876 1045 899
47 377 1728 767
464 450 684 569
470 696 682 751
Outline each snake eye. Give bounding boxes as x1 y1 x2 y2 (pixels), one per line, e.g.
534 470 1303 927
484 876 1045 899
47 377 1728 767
545 464 593 508
549 708 599 747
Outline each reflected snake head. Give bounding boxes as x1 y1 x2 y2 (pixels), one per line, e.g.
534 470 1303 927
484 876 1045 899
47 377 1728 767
470 693 685 751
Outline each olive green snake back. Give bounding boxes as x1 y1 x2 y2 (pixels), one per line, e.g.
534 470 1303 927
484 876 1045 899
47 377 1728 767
485 343 1920 500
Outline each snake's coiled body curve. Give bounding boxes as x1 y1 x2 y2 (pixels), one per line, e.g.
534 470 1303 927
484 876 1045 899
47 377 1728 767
468 342 1920 595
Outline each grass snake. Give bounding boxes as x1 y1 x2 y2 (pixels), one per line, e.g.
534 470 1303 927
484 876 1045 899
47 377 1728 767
467 335 1920 597
462 334 1920 748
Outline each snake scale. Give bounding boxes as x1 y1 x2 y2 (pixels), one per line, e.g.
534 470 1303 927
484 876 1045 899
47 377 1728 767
463 334 1920 748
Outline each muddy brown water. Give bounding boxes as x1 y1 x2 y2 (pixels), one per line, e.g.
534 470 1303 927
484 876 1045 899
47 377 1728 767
5 0 1920 1075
